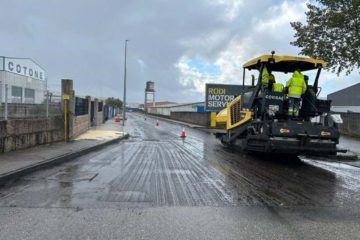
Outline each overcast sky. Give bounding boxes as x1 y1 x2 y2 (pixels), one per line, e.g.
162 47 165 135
0 0 358 103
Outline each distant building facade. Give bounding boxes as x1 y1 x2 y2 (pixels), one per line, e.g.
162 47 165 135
170 102 205 113
146 102 205 116
0 56 46 104
327 83 360 113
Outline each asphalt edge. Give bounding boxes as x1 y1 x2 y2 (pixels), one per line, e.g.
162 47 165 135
0 133 130 185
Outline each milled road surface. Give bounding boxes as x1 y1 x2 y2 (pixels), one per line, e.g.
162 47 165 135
1 113 360 239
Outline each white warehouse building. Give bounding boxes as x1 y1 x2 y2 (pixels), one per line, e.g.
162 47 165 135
147 102 205 116
0 56 46 104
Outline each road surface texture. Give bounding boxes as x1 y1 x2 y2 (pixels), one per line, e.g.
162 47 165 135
1 113 360 239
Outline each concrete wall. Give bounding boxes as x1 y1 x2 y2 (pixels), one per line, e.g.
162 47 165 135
170 112 211 126
72 115 90 138
0 103 61 119
0 78 106 153
70 99 103 138
148 106 171 116
96 111 103 125
62 80 102 139
337 112 360 137
92 99 104 126
0 116 64 153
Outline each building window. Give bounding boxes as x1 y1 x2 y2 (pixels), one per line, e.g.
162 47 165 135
25 88 35 104
11 86 22 103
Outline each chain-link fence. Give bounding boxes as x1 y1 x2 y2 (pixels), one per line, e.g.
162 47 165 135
0 91 62 120
336 112 360 137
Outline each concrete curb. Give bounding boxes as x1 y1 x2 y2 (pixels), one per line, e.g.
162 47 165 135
0 133 129 185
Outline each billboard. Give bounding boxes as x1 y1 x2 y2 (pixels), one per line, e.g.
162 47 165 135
205 83 248 112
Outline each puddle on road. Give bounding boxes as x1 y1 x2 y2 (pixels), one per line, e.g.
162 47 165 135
48 171 98 182
59 181 73 188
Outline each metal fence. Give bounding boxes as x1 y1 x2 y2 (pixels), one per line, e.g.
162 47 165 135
0 91 62 120
336 112 360 137
75 97 89 116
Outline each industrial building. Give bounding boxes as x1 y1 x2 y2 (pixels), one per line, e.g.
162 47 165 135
146 101 209 126
0 56 46 104
146 102 178 116
327 83 360 113
146 102 205 116
171 102 205 112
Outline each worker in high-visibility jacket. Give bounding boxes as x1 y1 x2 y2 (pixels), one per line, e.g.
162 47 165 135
262 66 276 89
272 82 284 93
286 70 307 117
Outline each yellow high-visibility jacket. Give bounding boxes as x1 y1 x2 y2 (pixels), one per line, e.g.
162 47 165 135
272 83 283 93
262 67 275 86
286 70 307 98
262 67 270 86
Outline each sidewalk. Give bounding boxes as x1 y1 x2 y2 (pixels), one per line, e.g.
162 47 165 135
0 120 128 184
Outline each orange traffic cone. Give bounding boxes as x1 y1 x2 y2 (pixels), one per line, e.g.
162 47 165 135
180 128 186 138
156 120 159 126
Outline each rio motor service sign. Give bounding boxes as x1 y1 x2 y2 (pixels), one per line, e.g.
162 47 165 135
1 57 46 81
205 83 243 112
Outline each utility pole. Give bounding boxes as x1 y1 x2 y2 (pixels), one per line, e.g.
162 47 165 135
122 39 129 126
4 84 8 120
45 78 49 118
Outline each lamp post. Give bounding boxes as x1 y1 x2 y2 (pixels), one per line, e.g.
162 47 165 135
122 40 129 126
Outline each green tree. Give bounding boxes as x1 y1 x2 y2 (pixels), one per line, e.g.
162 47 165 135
291 0 359 75
105 97 123 109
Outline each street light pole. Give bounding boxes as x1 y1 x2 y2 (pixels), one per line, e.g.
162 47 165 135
122 39 129 126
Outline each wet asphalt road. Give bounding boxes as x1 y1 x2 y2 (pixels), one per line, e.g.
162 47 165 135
1 113 360 239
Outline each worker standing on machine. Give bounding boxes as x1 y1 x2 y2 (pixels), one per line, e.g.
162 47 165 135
263 66 283 93
262 66 276 90
286 69 307 117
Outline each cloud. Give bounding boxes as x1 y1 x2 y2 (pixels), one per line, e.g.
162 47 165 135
209 0 245 21
176 0 308 92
